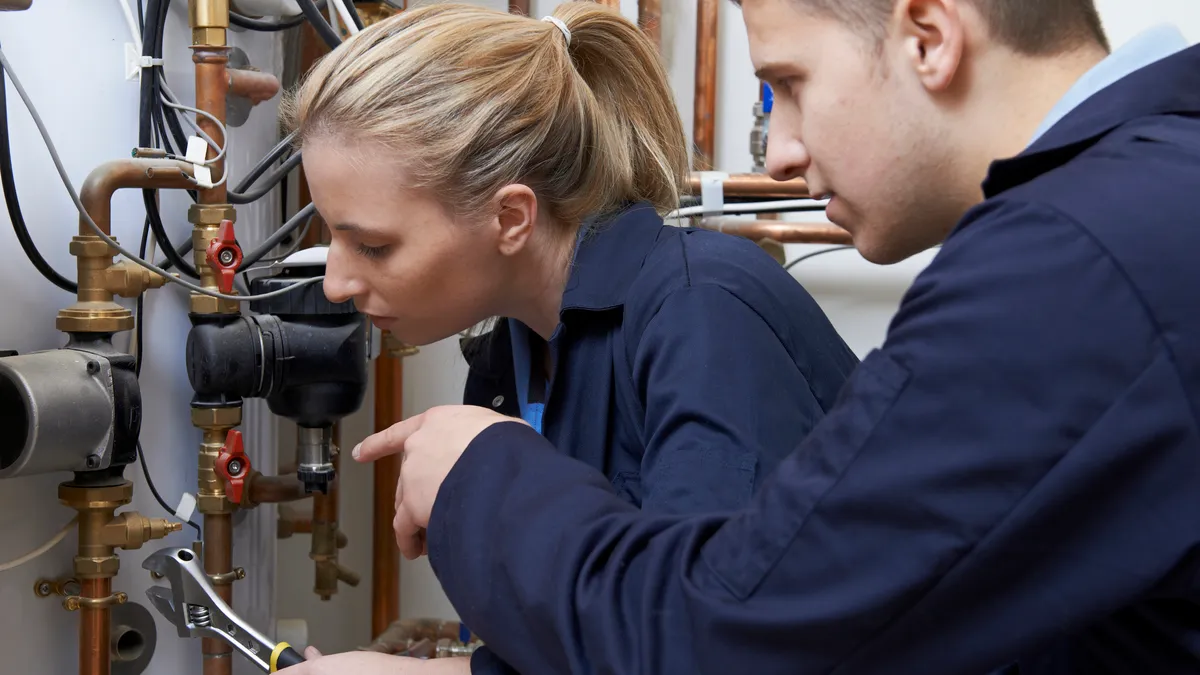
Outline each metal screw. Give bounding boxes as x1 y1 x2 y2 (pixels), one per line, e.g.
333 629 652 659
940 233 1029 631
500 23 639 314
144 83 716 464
227 459 244 476
35 581 52 597
86 360 100 375
218 249 236 266
86 455 101 469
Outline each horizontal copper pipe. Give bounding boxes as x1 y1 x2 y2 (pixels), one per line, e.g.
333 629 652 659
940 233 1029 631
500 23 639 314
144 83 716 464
278 516 349 548
227 69 280 105
686 173 811 199
698 219 853 245
247 472 309 505
80 159 195 236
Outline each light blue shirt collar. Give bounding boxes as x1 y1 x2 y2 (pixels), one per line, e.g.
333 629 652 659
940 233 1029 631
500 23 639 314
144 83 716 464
1029 24 1190 146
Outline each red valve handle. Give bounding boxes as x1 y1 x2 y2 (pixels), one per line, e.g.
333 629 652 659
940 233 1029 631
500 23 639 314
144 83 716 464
214 429 250 504
205 219 243 295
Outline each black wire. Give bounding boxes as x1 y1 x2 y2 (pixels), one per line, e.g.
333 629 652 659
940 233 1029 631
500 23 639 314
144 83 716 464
298 0 344 49
0 43 77 294
344 0 365 31
229 152 302 204
230 11 306 31
235 132 296 193
239 203 317 269
784 246 857 270
137 442 202 539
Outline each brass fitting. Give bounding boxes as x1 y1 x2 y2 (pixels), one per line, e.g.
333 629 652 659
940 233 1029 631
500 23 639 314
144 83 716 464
105 260 170 298
58 482 181 580
190 220 239 315
193 405 242 515
56 236 134 333
189 0 228 46
188 203 236 226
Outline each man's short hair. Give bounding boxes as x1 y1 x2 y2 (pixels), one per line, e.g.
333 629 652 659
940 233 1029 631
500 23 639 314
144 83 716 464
742 0 1110 55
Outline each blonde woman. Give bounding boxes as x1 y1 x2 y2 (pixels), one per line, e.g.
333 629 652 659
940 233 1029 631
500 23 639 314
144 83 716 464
282 3 857 673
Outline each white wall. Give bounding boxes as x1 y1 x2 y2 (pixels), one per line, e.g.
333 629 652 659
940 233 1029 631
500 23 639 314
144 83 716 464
0 2 285 674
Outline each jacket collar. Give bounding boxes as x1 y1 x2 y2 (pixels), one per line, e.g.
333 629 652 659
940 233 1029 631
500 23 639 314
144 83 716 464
559 202 665 314
983 42 1200 197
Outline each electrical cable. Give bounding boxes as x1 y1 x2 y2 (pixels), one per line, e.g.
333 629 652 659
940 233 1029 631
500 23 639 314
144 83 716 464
0 46 324 303
0 517 79 572
332 0 362 34
229 152 301 204
299 0 344 49
0 44 77 294
231 10 306 31
783 245 857 270
137 442 202 539
116 0 143 53
229 0 327 31
667 200 828 220
239 202 317 269
235 131 296 193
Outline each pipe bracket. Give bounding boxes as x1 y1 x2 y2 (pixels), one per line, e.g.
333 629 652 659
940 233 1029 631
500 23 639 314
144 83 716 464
64 591 128 611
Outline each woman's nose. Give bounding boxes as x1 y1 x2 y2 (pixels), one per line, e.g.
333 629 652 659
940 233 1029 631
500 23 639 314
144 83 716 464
322 243 364 304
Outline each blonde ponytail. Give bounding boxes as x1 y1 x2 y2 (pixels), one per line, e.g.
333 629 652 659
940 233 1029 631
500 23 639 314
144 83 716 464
281 2 687 226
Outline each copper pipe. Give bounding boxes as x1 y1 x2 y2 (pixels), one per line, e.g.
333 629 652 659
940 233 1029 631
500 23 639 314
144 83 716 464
80 578 111 675
246 472 309 506
372 354 404 637
202 514 234 675
697 219 853 245
79 159 195 237
638 0 661 48
278 516 349 548
508 0 529 14
693 0 719 170
193 48 230 204
686 173 810 200
313 426 360 599
227 68 280 105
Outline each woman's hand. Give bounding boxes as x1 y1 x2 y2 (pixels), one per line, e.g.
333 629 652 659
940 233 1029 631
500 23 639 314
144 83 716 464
279 647 472 673
352 405 526 559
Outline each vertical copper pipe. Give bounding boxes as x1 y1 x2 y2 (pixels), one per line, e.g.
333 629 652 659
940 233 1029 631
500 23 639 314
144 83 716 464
639 0 662 49
311 427 339 599
80 578 111 675
693 0 719 170
193 50 229 204
372 355 403 637
202 513 233 675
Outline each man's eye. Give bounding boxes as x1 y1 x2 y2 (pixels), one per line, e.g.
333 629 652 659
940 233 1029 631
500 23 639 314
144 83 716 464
357 243 390 259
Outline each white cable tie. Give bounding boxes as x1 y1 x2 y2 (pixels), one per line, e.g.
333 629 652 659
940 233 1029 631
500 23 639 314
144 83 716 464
185 136 208 164
175 493 197 523
699 171 729 217
138 56 164 69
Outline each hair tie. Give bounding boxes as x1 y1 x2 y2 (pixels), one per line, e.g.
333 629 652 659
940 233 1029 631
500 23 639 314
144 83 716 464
541 16 571 46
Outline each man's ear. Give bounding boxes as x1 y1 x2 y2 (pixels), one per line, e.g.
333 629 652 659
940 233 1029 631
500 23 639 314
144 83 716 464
894 0 964 92
492 184 539 256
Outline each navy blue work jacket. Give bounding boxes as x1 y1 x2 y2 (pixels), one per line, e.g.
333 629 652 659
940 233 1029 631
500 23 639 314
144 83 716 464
431 46 1200 675
460 205 859 514
458 204 859 673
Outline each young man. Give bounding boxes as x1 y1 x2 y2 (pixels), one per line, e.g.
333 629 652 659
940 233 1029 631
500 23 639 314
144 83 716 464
292 0 1200 673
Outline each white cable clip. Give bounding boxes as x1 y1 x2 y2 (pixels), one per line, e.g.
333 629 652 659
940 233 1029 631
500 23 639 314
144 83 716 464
138 56 164 69
175 493 198 523
185 136 214 188
699 171 729 218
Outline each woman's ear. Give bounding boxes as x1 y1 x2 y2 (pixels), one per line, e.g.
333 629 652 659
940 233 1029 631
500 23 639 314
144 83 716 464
493 184 539 256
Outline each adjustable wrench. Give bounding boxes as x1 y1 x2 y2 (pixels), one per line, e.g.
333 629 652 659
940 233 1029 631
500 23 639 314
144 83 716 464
143 546 306 672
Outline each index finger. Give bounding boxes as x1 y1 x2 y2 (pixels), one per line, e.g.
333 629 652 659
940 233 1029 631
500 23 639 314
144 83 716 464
353 413 425 463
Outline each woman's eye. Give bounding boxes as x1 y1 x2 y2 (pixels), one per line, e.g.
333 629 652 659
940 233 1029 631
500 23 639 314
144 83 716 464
356 243 390 259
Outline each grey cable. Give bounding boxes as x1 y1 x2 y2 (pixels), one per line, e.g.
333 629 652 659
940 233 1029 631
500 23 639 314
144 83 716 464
0 47 323 303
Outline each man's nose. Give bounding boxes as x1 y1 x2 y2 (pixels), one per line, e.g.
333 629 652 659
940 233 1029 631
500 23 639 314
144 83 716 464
765 119 811 183
322 242 365 305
